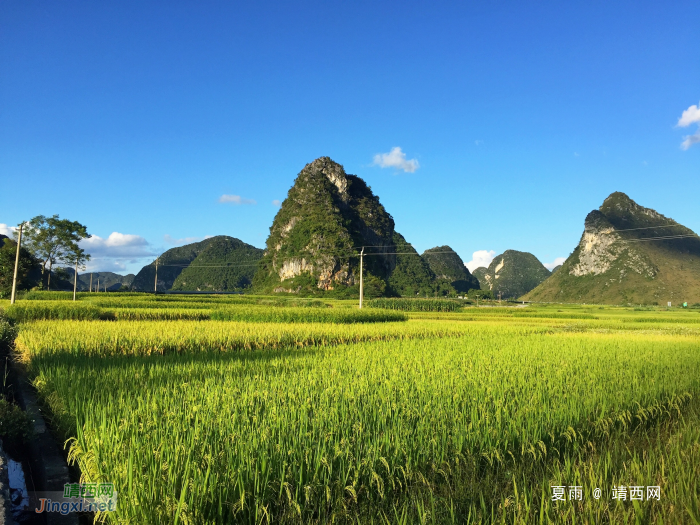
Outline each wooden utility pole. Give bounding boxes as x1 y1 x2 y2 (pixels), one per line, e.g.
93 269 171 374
73 259 78 301
154 258 159 293
10 223 24 305
90 273 93 293
359 247 364 309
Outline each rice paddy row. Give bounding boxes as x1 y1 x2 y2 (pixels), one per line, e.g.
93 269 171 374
5 302 406 324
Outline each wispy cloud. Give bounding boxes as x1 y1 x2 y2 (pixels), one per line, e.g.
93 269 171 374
81 232 154 259
543 257 566 271
465 250 496 272
474 140 484 146
219 194 257 205
681 131 700 151
677 102 700 150
372 147 419 173
272 199 281 207
164 234 206 246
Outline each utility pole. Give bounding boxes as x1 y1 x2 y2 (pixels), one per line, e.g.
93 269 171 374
73 259 78 301
154 257 159 293
97 278 99 293
359 247 364 309
10 223 24 305
89 273 93 293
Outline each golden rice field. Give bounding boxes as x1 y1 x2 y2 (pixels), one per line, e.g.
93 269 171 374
5 294 700 524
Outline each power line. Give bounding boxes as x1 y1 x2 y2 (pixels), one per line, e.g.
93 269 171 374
150 250 460 268
602 224 688 232
617 234 699 243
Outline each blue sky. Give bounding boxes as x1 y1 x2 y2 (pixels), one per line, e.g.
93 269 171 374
1 1 698 274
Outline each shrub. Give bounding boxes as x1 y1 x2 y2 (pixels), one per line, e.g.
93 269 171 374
0 398 31 442
366 298 463 312
211 306 406 323
0 310 18 353
6 302 103 322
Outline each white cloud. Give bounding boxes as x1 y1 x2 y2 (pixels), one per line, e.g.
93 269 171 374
372 147 419 173
81 232 152 257
0 223 16 237
83 259 128 273
677 102 700 150
543 257 566 271
272 199 281 207
74 232 157 274
677 102 700 127
465 250 496 272
219 194 256 205
681 130 700 151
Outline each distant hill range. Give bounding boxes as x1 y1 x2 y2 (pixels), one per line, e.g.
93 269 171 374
421 246 480 293
524 192 700 304
252 156 476 297
131 236 263 292
472 250 550 299
67 270 135 291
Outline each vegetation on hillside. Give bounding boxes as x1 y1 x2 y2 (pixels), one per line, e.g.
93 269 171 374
386 232 438 296
131 238 215 291
421 245 480 293
473 250 550 298
253 157 397 294
253 157 452 297
525 192 700 304
78 271 134 291
131 235 262 292
171 236 263 292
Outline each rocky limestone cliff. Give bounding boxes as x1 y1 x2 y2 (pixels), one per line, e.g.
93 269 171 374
472 250 550 298
524 192 700 304
422 246 480 293
253 157 398 292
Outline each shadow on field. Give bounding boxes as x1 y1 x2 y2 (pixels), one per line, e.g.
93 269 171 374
27 344 319 383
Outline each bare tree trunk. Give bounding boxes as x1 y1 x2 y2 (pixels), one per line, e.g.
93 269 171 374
47 259 53 291
41 261 47 290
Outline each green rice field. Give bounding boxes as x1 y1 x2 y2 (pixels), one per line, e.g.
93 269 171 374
3 293 700 523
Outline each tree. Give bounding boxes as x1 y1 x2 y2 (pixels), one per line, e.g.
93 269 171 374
21 215 91 290
64 247 91 300
467 288 492 300
0 239 39 298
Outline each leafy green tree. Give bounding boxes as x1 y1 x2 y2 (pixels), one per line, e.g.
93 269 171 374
22 215 91 290
0 239 39 298
362 273 386 299
64 246 91 279
467 288 492 300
